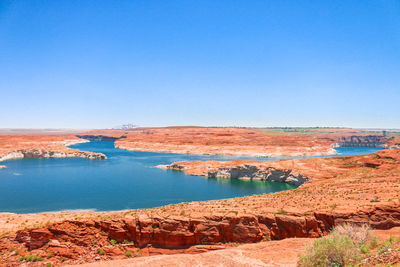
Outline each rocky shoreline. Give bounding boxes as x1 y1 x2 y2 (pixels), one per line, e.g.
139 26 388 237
0 149 106 162
113 127 344 157
117 143 338 158
0 136 106 167
158 163 308 186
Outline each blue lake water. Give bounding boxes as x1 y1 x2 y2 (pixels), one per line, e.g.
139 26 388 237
0 141 382 213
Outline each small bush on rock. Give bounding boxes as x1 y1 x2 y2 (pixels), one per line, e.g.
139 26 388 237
298 232 360 267
298 224 371 267
332 223 371 245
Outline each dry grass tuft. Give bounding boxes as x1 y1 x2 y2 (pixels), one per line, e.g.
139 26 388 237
332 223 371 245
298 223 372 267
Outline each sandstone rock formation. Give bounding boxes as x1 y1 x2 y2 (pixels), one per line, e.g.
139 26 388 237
160 162 308 186
0 134 106 167
85 127 393 157
67 237 314 267
1 205 400 266
114 127 344 157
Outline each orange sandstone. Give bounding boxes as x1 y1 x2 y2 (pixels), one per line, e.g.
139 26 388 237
0 134 106 167
113 127 369 157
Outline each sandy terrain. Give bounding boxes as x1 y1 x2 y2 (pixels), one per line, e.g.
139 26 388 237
67 238 314 267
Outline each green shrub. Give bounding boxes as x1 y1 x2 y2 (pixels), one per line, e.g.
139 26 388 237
110 239 117 245
370 236 379 248
125 250 132 257
378 242 391 254
360 244 370 255
332 223 371 245
277 209 287 215
298 233 360 267
97 248 105 255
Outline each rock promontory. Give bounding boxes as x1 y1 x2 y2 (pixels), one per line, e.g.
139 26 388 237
0 134 106 167
159 162 308 186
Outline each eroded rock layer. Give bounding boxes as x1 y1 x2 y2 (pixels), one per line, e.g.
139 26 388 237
0 135 106 165
114 127 348 157
159 162 309 185
1 205 400 266
85 127 394 157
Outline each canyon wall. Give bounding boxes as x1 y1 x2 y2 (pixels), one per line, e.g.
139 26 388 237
7 205 400 259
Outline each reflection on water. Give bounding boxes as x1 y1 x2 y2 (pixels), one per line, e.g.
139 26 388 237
209 177 294 191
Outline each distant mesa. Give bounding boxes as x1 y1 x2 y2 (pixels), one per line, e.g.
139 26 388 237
336 131 389 148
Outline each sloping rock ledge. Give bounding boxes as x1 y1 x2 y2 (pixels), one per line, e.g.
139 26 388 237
7 206 400 254
158 163 308 186
0 149 106 162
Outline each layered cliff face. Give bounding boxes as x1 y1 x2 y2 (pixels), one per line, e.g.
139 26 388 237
160 147 400 187
0 149 105 162
83 127 392 157
386 136 400 149
161 163 308 186
114 127 348 157
0 135 106 165
1 205 400 266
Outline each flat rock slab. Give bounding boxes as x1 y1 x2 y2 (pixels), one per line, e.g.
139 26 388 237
67 238 313 267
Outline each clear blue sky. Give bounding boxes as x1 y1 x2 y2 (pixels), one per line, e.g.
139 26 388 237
1 1 399 129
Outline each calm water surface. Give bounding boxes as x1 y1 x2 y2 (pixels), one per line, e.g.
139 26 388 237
0 141 382 213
